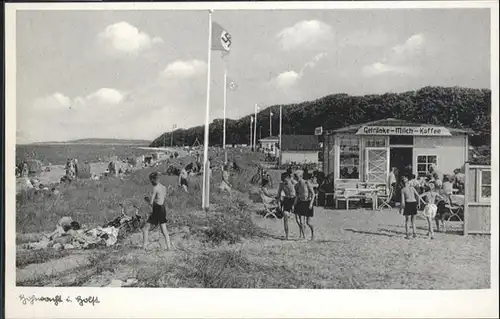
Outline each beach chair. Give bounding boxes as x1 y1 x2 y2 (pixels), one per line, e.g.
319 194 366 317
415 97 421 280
259 190 279 219
377 184 392 210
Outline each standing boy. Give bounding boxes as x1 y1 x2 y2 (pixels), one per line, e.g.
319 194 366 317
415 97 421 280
399 176 420 239
143 172 173 251
293 171 315 241
276 172 296 240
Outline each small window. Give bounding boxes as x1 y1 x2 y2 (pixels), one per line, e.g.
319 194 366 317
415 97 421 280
480 170 491 200
390 135 414 145
364 136 387 148
339 136 360 179
417 155 437 177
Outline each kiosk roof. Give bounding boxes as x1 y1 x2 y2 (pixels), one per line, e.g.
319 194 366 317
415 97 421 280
325 118 473 135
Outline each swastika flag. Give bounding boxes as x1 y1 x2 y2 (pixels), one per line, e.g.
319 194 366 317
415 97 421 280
212 22 231 52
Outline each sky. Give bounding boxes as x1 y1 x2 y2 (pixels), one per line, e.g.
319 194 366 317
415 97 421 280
15 8 491 143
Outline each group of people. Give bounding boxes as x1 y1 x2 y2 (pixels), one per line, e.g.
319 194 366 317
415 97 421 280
16 161 29 177
396 164 462 239
274 168 317 241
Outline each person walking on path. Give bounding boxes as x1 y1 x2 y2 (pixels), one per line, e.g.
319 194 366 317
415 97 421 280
143 172 173 251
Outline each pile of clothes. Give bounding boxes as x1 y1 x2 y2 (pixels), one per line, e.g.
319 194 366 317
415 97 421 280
22 214 143 251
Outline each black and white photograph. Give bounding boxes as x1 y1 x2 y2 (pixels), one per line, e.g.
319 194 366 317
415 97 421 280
4 1 498 318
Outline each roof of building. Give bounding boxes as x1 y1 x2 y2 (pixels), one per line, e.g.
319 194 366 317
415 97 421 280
281 135 320 151
259 136 279 142
325 118 473 135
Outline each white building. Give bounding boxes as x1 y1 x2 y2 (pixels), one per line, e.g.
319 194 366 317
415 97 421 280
280 135 321 165
322 118 472 183
259 136 279 155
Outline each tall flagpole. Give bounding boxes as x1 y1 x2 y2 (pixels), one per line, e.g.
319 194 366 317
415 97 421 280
250 116 253 149
202 10 213 211
253 104 258 151
279 106 282 165
269 109 272 137
223 70 227 164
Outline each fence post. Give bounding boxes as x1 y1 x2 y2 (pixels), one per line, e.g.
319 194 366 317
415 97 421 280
463 162 469 236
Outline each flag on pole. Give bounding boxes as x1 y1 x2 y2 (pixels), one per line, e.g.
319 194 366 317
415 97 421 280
251 116 254 123
226 78 238 91
212 22 232 52
270 111 274 117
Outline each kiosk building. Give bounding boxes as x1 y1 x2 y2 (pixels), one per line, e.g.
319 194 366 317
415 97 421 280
322 118 472 184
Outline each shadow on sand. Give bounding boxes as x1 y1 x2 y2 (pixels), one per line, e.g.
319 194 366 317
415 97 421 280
344 228 396 238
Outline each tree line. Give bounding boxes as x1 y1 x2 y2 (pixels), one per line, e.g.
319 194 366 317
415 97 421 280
150 86 491 148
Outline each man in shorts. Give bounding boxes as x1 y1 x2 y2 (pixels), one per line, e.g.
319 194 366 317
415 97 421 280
293 170 315 240
143 172 173 250
178 166 190 193
276 172 296 240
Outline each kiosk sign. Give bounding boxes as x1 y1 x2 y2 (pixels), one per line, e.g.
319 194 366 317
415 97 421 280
356 126 452 136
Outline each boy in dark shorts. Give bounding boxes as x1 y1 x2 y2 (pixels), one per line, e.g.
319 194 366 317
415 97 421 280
399 176 420 239
276 172 296 240
143 172 173 250
293 170 315 241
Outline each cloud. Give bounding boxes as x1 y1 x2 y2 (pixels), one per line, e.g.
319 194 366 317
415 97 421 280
391 33 426 57
361 33 427 78
300 52 328 75
33 88 126 112
161 60 207 78
362 62 418 78
277 20 333 51
273 71 301 88
86 88 125 105
98 21 163 56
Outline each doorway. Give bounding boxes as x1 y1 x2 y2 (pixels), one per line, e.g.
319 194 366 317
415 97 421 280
390 147 413 202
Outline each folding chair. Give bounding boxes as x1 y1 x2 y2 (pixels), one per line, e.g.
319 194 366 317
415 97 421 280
259 191 279 219
377 185 393 210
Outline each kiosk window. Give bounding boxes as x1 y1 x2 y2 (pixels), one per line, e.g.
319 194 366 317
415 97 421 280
417 155 437 177
480 170 491 200
364 136 386 148
339 136 360 179
390 135 414 145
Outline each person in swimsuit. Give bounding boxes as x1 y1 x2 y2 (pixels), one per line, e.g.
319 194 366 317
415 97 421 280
261 170 272 189
400 176 420 239
143 172 173 250
276 172 296 240
418 182 446 239
293 170 315 240
179 166 190 193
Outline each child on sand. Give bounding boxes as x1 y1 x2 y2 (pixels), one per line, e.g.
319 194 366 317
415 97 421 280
399 176 420 239
143 172 173 251
418 182 446 239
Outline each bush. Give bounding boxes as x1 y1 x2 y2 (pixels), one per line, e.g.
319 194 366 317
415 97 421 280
203 205 260 245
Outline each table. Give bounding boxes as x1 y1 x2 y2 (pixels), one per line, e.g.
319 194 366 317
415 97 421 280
338 188 379 210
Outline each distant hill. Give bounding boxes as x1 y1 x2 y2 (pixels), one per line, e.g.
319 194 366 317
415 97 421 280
31 138 151 146
151 86 491 148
